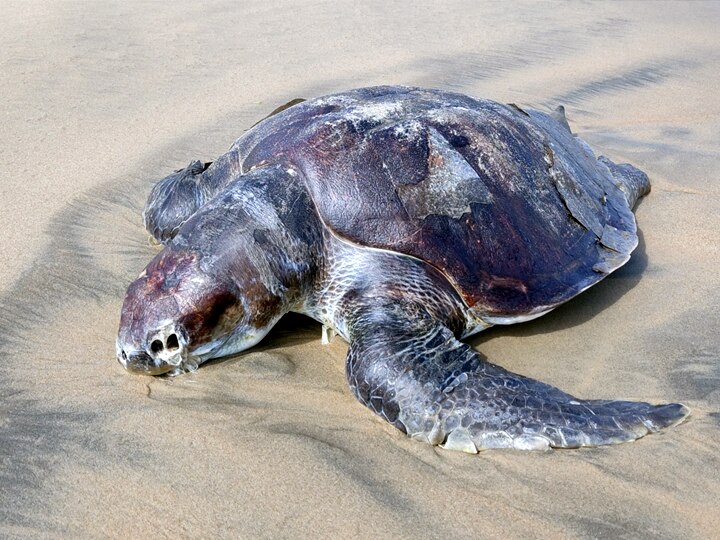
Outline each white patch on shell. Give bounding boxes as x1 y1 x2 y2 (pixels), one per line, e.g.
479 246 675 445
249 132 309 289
348 100 404 122
318 100 405 144
396 128 492 220
389 119 423 139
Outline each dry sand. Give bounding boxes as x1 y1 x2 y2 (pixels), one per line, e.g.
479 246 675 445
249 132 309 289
1 1 719 538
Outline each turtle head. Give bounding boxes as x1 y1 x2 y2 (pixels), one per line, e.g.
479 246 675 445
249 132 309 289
116 248 280 376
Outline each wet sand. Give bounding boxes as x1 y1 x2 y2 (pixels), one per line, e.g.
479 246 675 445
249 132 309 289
1 1 719 538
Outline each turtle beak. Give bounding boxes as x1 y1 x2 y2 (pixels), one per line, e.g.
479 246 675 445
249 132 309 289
117 349 174 375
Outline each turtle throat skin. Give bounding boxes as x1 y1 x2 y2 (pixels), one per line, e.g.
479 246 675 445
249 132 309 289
117 164 324 375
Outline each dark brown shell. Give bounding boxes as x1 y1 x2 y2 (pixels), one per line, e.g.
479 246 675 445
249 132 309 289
231 86 645 316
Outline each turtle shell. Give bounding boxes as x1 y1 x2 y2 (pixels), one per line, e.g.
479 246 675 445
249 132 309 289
231 86 642 317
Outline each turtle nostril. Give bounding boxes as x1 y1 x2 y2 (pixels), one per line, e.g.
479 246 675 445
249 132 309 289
150 339 164 354
166 333 179 351
121 350 127 361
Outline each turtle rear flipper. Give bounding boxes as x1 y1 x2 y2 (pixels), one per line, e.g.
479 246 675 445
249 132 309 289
599 155 651 208
346 299 689 452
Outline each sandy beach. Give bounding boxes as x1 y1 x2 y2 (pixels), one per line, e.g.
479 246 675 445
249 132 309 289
1 1 719 537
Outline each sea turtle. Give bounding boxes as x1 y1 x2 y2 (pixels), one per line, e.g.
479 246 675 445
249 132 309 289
117 86 688 452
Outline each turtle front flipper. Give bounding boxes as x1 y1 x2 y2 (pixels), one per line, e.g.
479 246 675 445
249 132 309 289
346 300 689 452
143 150 246 244
143 160 212 244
